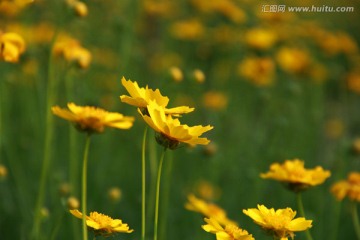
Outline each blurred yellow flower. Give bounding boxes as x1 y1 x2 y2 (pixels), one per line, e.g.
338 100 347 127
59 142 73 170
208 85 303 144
120 77 194 116
7 22 55 44
194 180 221 201
315 30 358 56
243 205 312 240
261 159 331 192
202 218 254 240
325 118 345 139
170 19 205 40
67 196 80 210
276 47 310 74
169 66 183 82
0 0 33 16
238 57 275 87
0 31 26 63
70 210 134 236
331 172 360 201
108 187 122 202
0 164 8 180
52 102 134 134
245 28 277 50
53 36 91 68
139 101 213 149
191 0 246 24
185 194 236 226
193 69 206 83
346 72 360 94
66 0 88 17
202 91 228 111
352 138 360 155
143 0 174 18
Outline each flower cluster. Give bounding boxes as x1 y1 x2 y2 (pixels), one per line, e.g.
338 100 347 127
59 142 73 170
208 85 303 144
120 77 213 149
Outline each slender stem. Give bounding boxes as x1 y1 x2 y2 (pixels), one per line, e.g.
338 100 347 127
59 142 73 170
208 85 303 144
141 126 148 240
159 151 173 240
153 148 167 240
65 67 79 195
81 134 92 240
351 201 360 240
31 31 58 240
296 193 313 240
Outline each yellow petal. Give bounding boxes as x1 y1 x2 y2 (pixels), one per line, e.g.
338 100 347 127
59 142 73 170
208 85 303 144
288 218 312 231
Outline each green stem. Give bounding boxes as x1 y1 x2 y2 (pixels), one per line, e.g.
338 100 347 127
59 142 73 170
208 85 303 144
141 126 148 240
159 151 173 240
153 148 167 240
31 31 59 240
81 135 92 240
296 193 313 240
65 67 79 195
351 201 360 240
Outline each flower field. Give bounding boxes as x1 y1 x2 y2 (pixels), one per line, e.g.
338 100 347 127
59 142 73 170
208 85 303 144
1 0 360 239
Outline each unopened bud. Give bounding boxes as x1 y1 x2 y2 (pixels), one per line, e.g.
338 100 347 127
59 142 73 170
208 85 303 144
67 196 80 209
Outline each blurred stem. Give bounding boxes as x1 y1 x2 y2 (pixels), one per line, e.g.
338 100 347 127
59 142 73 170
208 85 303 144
49 210 64 240
154 148 167 240
296 193 313 240
330 201 342 240
141 126 148 240
351 201 360 240
65 66 79 195
81 134 92 240
31 31 58 240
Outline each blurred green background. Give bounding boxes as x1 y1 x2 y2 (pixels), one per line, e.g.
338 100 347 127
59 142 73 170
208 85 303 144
1 0 360 239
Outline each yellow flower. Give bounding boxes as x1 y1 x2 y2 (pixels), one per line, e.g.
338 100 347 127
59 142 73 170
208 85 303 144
120 77 194 116
53 36 91 68
0 0 33 17
261 159 331 192
346 72 360 94
331 172 360 202
193 69 206 83
0 31 26 63
352 138 360 155
169 19 205 40
67 196 80 210
202 91 228 111
190 0 246 24
139 100 213 149
276 47 310 74
243 205 312 240
70 209 133 236
169 66 183 82
202 218 254 240
66 0 88 17
238 57 275 87
0 164 8 180
194 180 221 201
51 102 134 134
245 28 277 50
108 187 122 202
185 194 236 226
